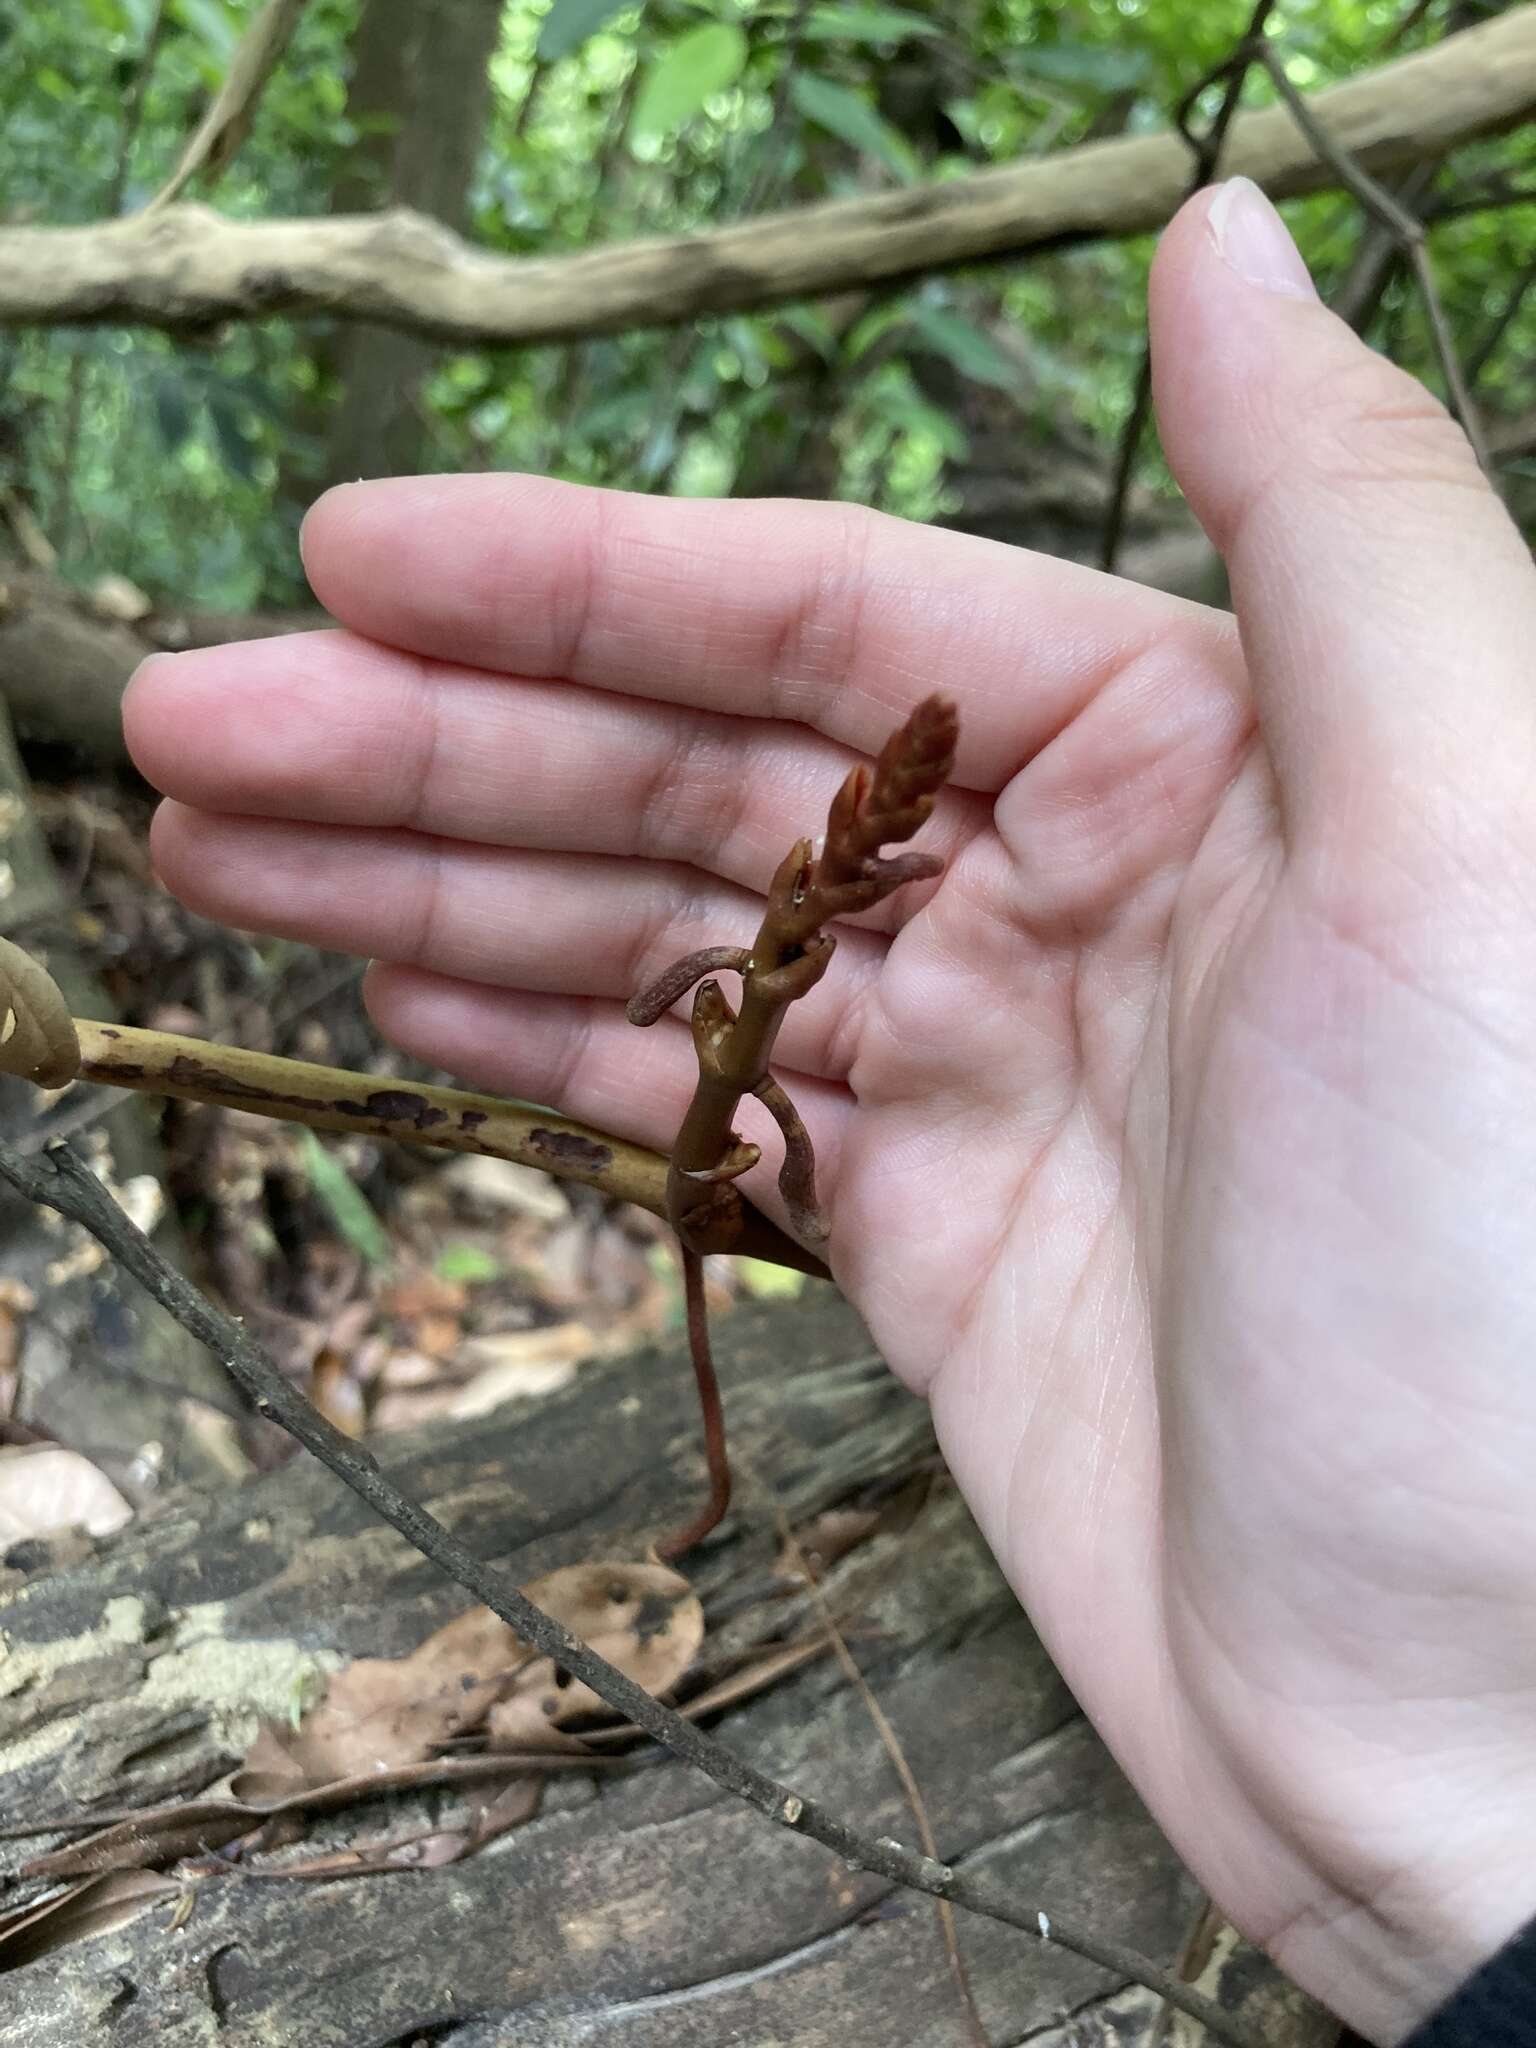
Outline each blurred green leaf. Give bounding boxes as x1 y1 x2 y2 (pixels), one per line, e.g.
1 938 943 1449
299 1131 392 1270
1025 42 1150 92
865 373 970 460
629 23 748 147
207 392 261 482
170 0 240 63
909 305 1020 391
436 1242 501 1283
152 371 195 453
735 1258 806 1299
805 6 940 45
789 73 921 184
537 0 639 64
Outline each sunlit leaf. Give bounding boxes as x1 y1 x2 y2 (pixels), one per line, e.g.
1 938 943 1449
170 0 239 64
735 1257 806 1299
537 0 639 63
299 1130 392 1269
805 6 940 45
629 23 748 148
789 73 921 184
435 1242 501 1283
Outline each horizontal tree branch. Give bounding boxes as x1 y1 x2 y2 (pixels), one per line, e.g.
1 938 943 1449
0 1136 1265 2048
2 7 1534 346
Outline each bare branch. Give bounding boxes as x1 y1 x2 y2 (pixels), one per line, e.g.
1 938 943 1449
1101 0 1280 574
0 1135 1265 2048
1253 39 1493 476
1 10 1533 345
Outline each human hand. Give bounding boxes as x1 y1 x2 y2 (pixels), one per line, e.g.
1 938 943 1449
124 177 1536 2042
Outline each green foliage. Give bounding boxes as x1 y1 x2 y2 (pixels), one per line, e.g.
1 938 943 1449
538 0 641 63
1 0 1530 607
299 1130 392 1270
629 22 749 149
789 72 921 183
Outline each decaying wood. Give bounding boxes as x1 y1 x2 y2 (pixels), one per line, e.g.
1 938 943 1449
0 1295 1333 2048
1 8 1532 346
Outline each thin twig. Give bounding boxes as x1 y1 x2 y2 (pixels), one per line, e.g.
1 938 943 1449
0 1136 1262 2048
771 1493 988 2048
147 0 309 211
0 946 821 1275
1100 0 1279 572
1467 253 1536 384
1252 39 1493 476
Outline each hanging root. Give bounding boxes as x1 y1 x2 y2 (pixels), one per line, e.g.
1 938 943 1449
655 1247 732 1561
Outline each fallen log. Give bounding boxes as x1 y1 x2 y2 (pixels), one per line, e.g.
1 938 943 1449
0 1293 1332 2047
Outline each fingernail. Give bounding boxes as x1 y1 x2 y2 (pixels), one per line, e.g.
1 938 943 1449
1206 177 1317 301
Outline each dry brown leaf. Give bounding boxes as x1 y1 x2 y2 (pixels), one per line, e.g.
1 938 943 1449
309 1349 365 1437
448 1324 594 1417
773 1508 882 1583
285 1603 527 1784
0 1444 132 1544
485 1561 702 1751
23 1800 254 1880
580 1635 828 1747
0 1870 178 1967
382 1268 467 1321
441 1153 568 1222
465 1774 543 1846
242 1827 467 1882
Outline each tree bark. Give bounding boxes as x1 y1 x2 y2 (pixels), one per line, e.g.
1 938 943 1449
0 1292 1333 2048
316 0 504 491
0 7 1531 347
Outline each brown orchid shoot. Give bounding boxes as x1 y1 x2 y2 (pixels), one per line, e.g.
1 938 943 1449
629 694 959 1559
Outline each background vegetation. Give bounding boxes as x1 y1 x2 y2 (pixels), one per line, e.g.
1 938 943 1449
4 0 1532 616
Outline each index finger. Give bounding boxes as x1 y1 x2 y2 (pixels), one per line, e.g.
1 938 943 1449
299 476 1243 790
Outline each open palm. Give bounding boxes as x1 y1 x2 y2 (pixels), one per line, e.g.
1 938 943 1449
126 186 1536 2044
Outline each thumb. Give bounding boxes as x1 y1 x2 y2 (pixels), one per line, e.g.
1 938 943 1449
1149 176 1536 832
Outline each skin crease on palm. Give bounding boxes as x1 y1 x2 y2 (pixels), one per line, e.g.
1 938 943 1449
123 178 1536 2042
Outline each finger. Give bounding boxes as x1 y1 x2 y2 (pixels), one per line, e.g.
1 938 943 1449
124 630 986 904
1150 178 1536 825
298 475 1242 789
363 965 854 1223
149 804 883 1083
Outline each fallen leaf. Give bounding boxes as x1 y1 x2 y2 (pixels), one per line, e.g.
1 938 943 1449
0 1871 177 1968
309 1349 365 1436
581 1636 828 1747
735 1256 808 1300
485 1561 703 1750
285 1603 528 1784
448 1325 594 1417
23 1755 607 1882
441 1154 569 1222
0 1444 132 1543
773 1508 882 1583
